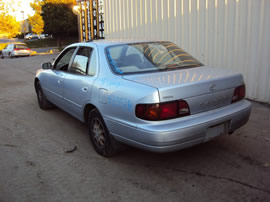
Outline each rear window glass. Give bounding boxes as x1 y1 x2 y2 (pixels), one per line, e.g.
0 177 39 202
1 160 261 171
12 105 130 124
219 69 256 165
106 42 202 74
15 44 28 49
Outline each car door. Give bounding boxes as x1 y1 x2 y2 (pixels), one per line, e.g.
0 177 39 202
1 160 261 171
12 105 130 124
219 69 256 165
44 47 77 107
9 44 14 56
62 46 98 120
3 44 11 57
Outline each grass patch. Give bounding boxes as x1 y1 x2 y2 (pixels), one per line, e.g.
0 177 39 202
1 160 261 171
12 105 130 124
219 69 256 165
25 37 78 48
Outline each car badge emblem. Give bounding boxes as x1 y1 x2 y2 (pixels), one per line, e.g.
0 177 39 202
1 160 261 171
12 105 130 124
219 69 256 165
209 84 216 91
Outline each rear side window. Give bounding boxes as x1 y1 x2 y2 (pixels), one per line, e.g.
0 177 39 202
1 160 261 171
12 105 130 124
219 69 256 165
7 45 13 50
70 47 92 75
69 47 97 76
88 50 97 76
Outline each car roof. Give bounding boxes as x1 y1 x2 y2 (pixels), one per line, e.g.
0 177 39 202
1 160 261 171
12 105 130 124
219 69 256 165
70 39 169 48
9 42 27 45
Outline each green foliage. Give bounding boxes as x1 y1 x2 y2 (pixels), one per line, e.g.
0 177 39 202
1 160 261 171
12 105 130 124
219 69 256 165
41 3 78 38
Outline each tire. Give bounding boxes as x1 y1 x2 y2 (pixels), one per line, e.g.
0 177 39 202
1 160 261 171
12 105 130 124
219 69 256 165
36 81 53 110
88 109 123 157
1 53 3 59
8 53 13 58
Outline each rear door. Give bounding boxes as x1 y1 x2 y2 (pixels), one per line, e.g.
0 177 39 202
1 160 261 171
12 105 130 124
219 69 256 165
62 46 98 120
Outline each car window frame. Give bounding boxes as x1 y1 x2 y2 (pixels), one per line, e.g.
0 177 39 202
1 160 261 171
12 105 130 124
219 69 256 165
7 44 13 50
105 42 203 75
87 47 98 76
52 46 78 72
67 45 98 77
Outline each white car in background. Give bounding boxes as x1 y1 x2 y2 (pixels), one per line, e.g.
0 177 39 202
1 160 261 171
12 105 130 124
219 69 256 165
1 43 31 58
24 33 39 40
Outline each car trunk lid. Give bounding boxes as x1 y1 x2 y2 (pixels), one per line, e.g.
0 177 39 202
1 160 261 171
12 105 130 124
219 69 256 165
123 66 244 115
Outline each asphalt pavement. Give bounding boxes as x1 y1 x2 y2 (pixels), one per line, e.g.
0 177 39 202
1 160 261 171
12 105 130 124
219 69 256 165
0 55 269 202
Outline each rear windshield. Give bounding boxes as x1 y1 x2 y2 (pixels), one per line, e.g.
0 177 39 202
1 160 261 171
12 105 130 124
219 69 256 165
15 44 28 49
106 41 202 74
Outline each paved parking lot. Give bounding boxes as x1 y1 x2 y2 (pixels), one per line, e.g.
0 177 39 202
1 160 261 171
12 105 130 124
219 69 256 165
0 55 270 201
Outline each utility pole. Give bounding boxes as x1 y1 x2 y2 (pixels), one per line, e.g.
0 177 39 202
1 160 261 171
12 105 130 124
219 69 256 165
21 11 25 40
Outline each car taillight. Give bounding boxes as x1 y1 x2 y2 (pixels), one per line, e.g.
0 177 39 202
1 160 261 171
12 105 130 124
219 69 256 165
26 48 30 50
14 48 19 51
232 85 245 103
136 100 190 121
178 100 190 117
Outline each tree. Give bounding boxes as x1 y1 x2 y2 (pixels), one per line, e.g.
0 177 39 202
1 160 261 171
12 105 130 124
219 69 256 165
46 0 76 4
29 0 76 35
0 15 21 38
42 2 78 46
28 0 44 34
0 0 21 38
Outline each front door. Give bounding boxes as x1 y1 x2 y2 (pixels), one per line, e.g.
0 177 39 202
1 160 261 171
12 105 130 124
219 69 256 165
44 47 77 107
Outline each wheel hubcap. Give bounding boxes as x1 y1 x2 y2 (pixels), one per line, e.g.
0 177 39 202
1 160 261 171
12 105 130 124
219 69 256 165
91 118 105 148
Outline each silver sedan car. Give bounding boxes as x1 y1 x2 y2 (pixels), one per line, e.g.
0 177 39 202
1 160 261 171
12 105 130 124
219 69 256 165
34 40 251 157
1 43 31 58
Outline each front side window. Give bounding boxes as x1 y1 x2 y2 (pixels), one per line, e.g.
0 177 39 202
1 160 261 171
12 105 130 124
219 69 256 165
106 42 202 74
70 47 92 75
54 47 76 71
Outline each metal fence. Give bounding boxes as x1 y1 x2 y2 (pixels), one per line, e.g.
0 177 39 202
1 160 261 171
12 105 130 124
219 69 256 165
104 0 270 103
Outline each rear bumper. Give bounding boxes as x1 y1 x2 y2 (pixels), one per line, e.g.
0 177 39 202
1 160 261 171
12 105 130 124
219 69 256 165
13 51 30 56
110 100 251 152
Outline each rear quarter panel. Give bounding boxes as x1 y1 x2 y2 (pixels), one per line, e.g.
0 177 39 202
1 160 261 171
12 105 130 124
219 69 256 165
88 46 159 139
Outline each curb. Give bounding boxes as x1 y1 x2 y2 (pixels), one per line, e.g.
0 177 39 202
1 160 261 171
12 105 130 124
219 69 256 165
31 48 60 56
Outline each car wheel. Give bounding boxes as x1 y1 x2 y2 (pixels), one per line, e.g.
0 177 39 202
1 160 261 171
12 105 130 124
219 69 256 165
88 109 123 157
36 81 53 110
8 53 13 58
1 53 3 59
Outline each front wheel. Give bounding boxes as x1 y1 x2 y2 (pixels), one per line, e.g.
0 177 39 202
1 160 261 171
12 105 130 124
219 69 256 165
1 53 4 59
88 109 123 157
36 81 53 110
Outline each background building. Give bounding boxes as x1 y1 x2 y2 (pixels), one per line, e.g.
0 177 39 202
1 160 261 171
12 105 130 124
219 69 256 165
104 0 270 103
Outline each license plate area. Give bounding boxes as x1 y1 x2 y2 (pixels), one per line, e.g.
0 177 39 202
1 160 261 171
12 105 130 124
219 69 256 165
205 122 229 142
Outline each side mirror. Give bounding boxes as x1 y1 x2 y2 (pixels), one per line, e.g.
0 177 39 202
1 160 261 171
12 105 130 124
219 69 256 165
41 62 52 69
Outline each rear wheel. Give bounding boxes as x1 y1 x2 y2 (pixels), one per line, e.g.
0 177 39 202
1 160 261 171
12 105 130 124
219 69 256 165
8 53 13 58
88 109 123 157
36 81 53 110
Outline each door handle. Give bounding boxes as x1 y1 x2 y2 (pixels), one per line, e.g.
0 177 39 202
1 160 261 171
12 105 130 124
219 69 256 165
82 87 88 92
58 79 63 84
